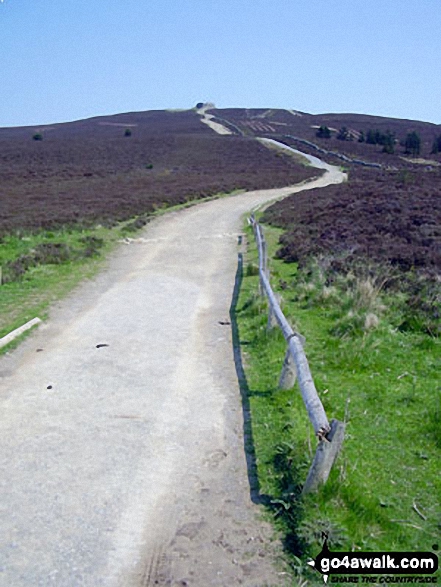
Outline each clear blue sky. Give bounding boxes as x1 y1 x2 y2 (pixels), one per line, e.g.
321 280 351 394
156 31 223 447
1 0 440 127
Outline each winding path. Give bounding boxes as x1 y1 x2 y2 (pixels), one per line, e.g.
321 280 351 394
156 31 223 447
197 104 233 136
0 124 345 586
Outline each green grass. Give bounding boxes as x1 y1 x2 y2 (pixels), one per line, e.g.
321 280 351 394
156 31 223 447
0 224 120 349
234 220 440 582
0 188 245 352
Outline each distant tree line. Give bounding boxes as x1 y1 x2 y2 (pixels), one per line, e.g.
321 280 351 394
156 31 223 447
431 134 441 154
403 131 421 157
358 129 396 154
316 125 331 139
316 124 426 157
337 126 352 141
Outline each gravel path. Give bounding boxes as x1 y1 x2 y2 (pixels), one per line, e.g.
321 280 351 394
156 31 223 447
0 145 344 587
197 105 233 135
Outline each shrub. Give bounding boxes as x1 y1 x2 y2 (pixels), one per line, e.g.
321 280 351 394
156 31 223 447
404 131 421 156
32 133 43 141
337 127 350 141
33 242 71 264
2 238 107 283
78 236 104 257
3 255 36 282
245 262 259 277
124 128 132 137
291 256 391 337
316 125 331 139
431 134 441 155
121 216 149 232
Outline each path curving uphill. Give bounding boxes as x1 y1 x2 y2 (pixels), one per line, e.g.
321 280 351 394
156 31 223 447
0 126 345 586
197 104 233 135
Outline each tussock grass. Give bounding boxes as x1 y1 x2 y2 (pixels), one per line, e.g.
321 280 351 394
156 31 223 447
0 189 250 352
235 221 440 583
291 257 391 339
0 224 120 348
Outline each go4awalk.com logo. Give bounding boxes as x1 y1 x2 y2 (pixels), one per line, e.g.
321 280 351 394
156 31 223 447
308 536 439 584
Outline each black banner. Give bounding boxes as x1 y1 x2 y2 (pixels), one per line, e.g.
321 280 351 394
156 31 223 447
308 538 438 582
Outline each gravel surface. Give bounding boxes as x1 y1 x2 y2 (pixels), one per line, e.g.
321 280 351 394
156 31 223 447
197 105 233 135
0 145 344 587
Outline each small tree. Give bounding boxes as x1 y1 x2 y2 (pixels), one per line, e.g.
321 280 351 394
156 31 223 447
358 130 365 143
316 125 331 139
431 134 441 154
124 128 132 137
382 140 394 154
404 131 421 156
32 133 43 141
365 129 395 152
337 126 350 141
381 131 395 154
366 129 377 144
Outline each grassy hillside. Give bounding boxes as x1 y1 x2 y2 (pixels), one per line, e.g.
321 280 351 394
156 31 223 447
214 106 440 581
235 222 440 582
211 107 441 167
0 109 318 235
0 107 320 349
234 143 440 582
1 105 439 583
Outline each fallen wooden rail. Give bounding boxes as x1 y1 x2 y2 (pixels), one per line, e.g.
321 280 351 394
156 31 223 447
249 215 345 493
0 317 42 350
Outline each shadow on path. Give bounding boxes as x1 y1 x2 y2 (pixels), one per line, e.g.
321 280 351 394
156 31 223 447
229 252 269 505
229 252 307 557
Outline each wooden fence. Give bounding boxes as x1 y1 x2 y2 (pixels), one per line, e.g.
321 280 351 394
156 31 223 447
249 215 345 493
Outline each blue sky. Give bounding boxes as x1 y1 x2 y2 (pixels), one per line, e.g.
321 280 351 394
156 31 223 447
1 0 440 127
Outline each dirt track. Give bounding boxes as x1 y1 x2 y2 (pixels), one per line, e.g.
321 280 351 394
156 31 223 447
0 143 344 586
197 105 233 135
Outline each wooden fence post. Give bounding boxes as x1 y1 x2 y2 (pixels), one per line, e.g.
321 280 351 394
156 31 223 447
267 292 281 330
262 239 268 277
249 216 344 491
0 317 42 349
288 334 330 437
257 226 265 297
302 419 346 494
279 347 297 389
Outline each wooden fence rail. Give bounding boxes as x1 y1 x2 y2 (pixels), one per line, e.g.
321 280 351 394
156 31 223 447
249 215 345 493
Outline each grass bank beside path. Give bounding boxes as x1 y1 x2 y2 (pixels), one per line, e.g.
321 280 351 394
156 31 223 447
0 191 244 354
0 224 118 352
235 219 440 584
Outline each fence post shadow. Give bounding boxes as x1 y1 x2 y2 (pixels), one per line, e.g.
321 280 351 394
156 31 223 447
228 252 312 557
229 252 271 506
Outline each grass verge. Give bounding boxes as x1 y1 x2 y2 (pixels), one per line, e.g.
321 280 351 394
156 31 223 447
234 220 440 584
0 189 244 353
0 225 117 349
